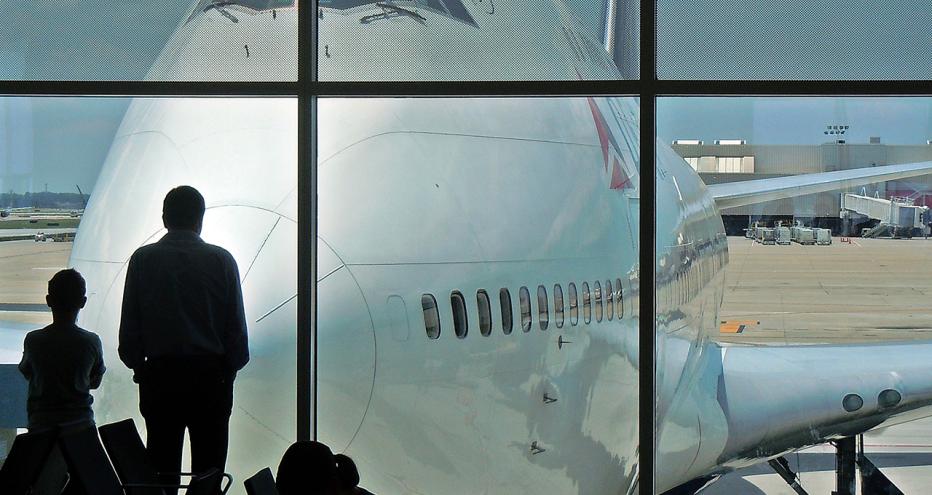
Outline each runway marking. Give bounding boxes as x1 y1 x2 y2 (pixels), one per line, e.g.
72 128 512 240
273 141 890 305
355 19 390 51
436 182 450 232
31 267 65 271
720 320 760 334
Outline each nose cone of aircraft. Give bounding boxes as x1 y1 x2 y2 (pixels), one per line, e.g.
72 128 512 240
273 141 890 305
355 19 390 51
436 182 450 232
316 239 376 453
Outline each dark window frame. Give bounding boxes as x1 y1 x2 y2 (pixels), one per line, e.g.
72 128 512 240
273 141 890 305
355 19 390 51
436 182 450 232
3 4 923 493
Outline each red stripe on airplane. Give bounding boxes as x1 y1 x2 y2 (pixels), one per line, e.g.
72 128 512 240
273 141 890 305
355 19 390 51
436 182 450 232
587 97 611 171
611 157 632 190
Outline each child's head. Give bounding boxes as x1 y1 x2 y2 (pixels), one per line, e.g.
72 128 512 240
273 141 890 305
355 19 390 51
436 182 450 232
46 269 87 313
276 441 337 495
334 454 360 494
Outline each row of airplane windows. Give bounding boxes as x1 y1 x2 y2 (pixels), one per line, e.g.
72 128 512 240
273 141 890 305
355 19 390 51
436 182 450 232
420 279 627 340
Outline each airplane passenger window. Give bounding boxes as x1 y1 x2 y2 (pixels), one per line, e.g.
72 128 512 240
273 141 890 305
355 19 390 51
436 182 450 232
594 281 603 322
519 286 532 332
615 278 624 319
451 291 468 339
537 285 549 331
477 290 492 337
582 282 592 324
500 288 513 335
554 284 564 329
605 280 614 321
568 282 579 326
422 294 441 339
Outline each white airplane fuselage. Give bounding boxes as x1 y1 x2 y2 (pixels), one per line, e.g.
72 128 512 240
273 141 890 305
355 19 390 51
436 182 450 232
67 2 926 494
64 2 727 493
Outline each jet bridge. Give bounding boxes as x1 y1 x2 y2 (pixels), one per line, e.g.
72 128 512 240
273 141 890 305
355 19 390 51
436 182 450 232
840 193 929 238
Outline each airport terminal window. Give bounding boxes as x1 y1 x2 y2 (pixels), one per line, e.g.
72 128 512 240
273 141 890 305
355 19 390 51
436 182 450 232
605 280 614 321
451 291 468 339
594 281 603 322
615 278 624 319
519 286 532 332
554 284 565 329
499 288 513 335
568 282 579 326
477 289 492 337
422 294 441 339
537 285 549 331
582 282 592 324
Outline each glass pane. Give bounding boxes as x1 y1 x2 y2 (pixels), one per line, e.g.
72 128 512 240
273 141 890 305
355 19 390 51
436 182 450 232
0 1 297 81
568 281 578 325
554 283 564 328
605 279 613 321
318 96 640 494
519 286 532 332
499 288 513 335
615 277 623 319
658 0 932 79
422 294 441 339
0 97 297 484
537 285 549 330
593 280 603 322
317 1 637 80
477 289 492 337
451 291 468 338
656 96 932 493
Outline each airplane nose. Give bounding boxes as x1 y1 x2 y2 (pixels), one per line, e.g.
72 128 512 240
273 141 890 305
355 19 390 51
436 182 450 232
316 239 376 453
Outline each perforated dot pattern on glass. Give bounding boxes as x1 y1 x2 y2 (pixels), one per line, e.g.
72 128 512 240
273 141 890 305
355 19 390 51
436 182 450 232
658 0 932 80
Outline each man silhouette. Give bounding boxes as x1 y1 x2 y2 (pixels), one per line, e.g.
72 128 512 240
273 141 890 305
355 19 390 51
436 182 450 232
119 186 248 494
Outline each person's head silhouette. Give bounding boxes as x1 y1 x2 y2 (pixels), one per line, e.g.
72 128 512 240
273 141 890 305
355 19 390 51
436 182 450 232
46 269 87 320
276 441 337 495
162 185 205 234
334 454 360 494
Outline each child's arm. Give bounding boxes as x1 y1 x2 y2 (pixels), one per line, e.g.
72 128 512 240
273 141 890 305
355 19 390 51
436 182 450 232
18 334 32 380
89 335 106 389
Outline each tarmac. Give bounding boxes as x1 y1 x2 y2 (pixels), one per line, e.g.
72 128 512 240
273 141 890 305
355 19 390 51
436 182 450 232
0 240 69 328
708 235 932 494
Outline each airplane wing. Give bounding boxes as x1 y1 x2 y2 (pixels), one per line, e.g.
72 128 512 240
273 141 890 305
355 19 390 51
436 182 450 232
707 161 932 210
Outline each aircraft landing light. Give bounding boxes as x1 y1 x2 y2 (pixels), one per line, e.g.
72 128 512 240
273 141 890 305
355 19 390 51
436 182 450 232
719 320 760 334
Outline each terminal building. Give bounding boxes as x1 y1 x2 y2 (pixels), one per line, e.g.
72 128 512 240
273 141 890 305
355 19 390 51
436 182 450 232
671 139 932 235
